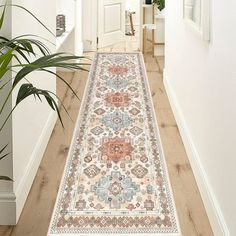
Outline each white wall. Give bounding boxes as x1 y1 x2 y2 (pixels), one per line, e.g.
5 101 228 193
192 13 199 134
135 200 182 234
12 0 56 190
56 0 75 26
75 0 83 56
56 0 83 56
82 0 97 51
0 0 57 224
164 0 236 235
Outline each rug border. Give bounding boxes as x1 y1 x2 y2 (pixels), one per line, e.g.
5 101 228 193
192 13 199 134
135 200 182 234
139 53 182 236
47 53 98 236
47 52 182 236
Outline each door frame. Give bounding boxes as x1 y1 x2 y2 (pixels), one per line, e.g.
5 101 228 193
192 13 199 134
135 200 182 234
82 0 143 51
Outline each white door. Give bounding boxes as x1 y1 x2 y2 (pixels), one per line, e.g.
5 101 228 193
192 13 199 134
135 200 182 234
98 0 125 48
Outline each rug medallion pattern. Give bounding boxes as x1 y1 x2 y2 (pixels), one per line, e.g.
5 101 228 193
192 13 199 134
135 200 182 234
49 53 180 235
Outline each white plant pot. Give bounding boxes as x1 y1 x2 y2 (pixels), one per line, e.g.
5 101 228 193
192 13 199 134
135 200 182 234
155 7 165 18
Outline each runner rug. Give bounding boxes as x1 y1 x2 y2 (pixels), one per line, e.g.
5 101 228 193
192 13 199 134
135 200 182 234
48 53 181 236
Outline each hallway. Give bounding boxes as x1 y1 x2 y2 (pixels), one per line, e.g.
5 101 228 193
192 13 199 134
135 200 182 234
1 0 236 234
0 44 213 235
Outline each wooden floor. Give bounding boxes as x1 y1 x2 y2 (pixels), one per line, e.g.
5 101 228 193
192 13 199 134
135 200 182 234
0 43 213 236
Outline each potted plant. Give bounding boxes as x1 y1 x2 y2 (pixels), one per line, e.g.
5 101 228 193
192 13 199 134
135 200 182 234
153 0 165 12
145 0 152 4
0 4 89 180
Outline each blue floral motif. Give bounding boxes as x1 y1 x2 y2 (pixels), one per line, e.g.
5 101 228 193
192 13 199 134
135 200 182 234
91 171 140 209
109 55 129 63
102 110 132 131
106 77 129 90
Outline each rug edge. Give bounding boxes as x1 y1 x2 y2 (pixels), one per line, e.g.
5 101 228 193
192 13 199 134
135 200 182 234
47 52 99 236
138 53 182 236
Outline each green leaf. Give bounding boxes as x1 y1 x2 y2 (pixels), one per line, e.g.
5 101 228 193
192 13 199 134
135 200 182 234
0 152 9 160
15 83 64 128
0 48 14 79
42 69 81 101
0 52 88 132
0 4 55 36
0 36 51 64
153 0 165 11
0 176 12 181
12 53 88 93
0 144 7 153
0 144 9 160
0 144 11 181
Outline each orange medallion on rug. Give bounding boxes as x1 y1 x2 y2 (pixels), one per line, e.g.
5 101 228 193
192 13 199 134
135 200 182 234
100 137 133 163
105 92 130 107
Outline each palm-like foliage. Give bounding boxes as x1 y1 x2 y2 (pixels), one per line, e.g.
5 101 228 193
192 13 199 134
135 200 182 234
0 4 89 180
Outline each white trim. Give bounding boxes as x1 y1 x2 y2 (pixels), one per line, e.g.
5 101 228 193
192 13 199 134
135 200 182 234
0 110 57 225
0 192 15 200
56 25 75 52
163 69 230 236
0 194 16 225
15 110 57 221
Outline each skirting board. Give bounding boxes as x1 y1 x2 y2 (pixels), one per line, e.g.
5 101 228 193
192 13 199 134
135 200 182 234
163 69 230 236
0 110 57 225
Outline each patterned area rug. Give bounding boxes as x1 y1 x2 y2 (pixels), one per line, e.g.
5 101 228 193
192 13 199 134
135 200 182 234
48 53 181 236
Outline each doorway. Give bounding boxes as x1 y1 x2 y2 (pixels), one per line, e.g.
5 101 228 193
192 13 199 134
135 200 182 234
82 0 142 52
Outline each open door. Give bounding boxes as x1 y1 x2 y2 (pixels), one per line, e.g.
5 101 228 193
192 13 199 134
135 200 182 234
98 0 125 48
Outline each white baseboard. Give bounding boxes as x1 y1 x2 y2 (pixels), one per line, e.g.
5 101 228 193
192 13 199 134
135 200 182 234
0 111 57 225
163 70 230 236
0 192 16 225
